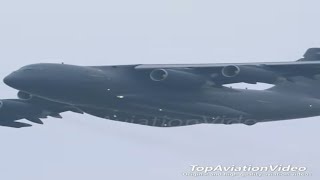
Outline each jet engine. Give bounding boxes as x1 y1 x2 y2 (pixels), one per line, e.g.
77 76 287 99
221 65 241 77
150 69 206 87
221 65 280 84
17 91 33 100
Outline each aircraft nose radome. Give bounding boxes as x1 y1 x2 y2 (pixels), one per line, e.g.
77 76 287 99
3 73 14 86
3 71 22 89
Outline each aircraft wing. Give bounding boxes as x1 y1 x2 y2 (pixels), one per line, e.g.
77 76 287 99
0 93 83 128
135 61 320 69
135 48 320 85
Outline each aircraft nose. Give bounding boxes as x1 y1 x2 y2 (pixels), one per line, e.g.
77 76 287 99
3 70 28 90
3 72 16 87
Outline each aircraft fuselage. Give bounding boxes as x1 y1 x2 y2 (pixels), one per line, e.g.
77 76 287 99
4 63 320 126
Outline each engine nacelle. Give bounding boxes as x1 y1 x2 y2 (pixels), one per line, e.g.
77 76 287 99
150 69 206 87
17 91 33 100
221 65 280 84
221 65 240 77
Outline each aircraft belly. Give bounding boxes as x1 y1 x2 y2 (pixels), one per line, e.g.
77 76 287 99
84 93 253 126
207 90 320 121
108 89 320 124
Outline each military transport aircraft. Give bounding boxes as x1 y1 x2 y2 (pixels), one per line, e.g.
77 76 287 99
1 48 320 128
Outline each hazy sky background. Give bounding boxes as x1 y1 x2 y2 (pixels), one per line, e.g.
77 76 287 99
0 0 319 179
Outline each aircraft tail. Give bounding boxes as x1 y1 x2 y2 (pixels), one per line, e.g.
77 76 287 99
297 48 320 61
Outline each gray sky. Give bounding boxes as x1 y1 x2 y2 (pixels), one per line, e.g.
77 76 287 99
0 0 319 179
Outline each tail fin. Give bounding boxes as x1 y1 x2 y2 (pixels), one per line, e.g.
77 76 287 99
298 48 320 61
